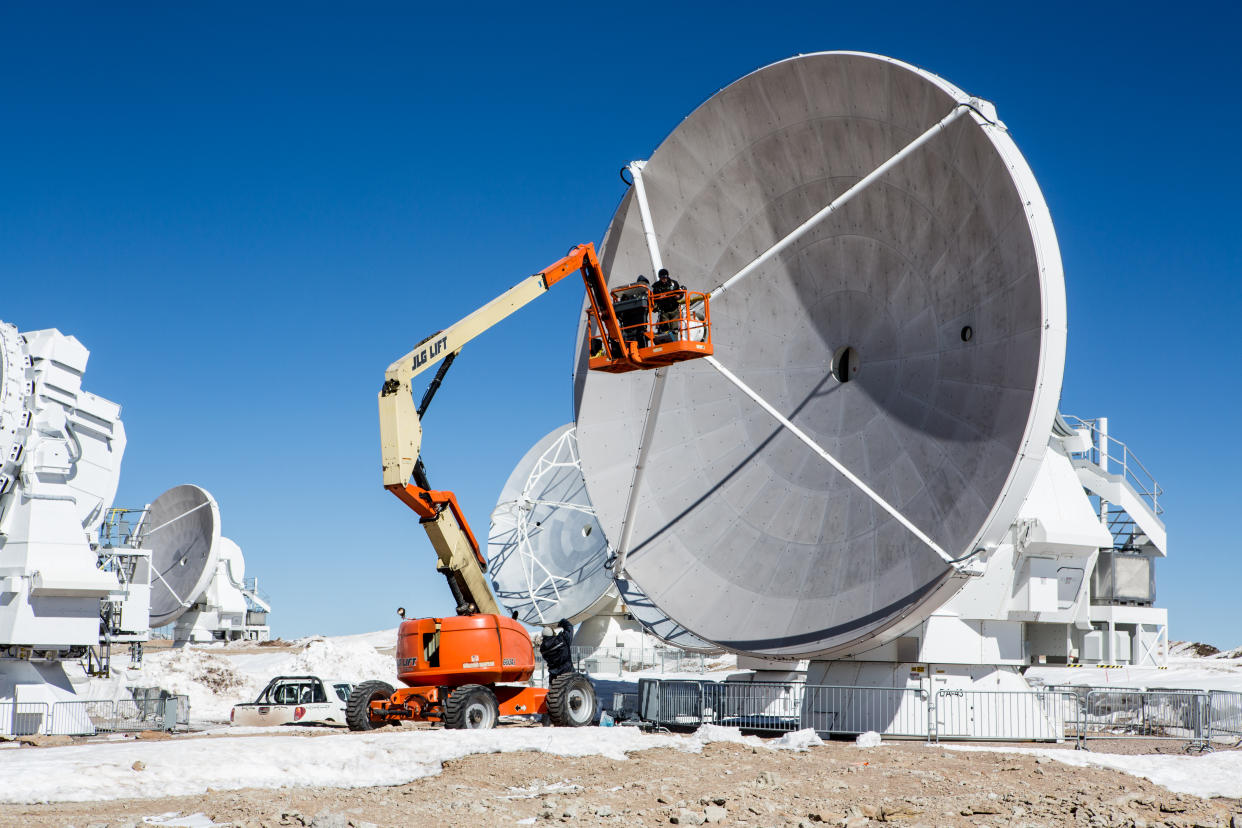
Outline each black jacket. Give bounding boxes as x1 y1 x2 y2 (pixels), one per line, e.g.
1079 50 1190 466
540 619 575 680
653 277 682 313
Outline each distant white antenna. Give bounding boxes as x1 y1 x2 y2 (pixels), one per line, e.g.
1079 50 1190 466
142 484 271 643
144 484 221 628
488 425 615 626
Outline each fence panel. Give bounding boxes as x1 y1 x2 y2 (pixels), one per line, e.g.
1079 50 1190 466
804 685 930 738
638 679 707 728
637 681 932 738
0 702 50 736
50 700 113 735
173 695 191 730
633 679 1229 746
936 690 1075 742
1082 690 1209 748
112 698 179 732
48 698 185 735
1209 690 1242 744
702 682 803 733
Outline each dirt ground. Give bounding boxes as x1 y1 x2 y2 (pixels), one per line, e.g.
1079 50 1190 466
3 732 1242 828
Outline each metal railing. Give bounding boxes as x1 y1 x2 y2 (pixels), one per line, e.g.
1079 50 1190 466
0 697 190 736
634 679 1223 748
1209 690 1242 745
0 702 51 736
1062 415 1163 515
1079 689 1209 749
805 685 930 738
637 680 930 739
935 689 1078 742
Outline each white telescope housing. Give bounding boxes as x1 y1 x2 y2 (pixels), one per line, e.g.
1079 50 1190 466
0 320 126 708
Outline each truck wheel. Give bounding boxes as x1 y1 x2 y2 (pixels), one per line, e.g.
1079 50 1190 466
444 684 499 730
346 680 395 731
547 672 596 727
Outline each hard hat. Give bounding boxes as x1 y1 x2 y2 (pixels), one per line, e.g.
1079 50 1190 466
637 275 649 284
657 268 669 278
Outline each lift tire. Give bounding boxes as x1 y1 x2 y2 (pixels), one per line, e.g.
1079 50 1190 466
443 684 499 730
346 680 396 731
546 672 596 727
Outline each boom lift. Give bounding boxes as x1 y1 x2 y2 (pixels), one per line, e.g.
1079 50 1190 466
346 243 713 730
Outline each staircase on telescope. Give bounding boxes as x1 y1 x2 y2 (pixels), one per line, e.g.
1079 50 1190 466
1062 415 1166 556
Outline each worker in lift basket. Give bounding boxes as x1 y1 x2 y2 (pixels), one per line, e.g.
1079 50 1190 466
652 268 683 339
539 618 575 680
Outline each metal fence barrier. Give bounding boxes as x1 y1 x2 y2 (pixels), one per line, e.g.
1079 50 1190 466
127 689 191 731
804 684 930 738
0 702 51 736
638 680 931 739
48 700 112 735
43 697 187 736
1 693 189 737
1209 690 1242 745
1079 689 1209 749
935 689 1077 742
634 679 1225 748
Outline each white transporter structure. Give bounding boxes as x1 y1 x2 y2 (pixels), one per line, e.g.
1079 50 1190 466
0 321 128 711
567 52 1169 733
146 484 271 644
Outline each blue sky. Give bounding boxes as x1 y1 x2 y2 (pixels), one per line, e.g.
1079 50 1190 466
2 3 1239 645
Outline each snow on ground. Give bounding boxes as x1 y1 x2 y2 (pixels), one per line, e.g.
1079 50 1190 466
1027 641 1242 693
85 633 401 723
0 725 820 805
311 627 399 651
48 630 1242 807
944 744 1242 800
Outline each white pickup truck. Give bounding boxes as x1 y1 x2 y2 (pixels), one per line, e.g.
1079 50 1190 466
231 675 355 727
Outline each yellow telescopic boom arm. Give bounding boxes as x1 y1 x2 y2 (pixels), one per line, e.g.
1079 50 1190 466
378 243 604 490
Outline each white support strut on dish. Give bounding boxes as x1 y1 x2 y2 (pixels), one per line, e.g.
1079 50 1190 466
711 103 973 299
613 160 669 579
704 355 958 567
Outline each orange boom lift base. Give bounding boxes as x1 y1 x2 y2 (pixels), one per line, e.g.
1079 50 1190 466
352 243 711 731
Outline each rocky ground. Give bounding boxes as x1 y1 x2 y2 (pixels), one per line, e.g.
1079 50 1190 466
3 734 1241 828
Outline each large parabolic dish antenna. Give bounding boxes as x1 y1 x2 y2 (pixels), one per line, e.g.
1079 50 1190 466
145 484 222 627
488 425 615 626
613 577 722 654
574 52 1067 658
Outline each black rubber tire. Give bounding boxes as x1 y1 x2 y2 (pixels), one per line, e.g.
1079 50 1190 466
443 684 499 730
546 672 596 727
346 680 396 731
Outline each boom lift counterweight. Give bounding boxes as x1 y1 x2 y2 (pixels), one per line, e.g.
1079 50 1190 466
349 242 712 731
